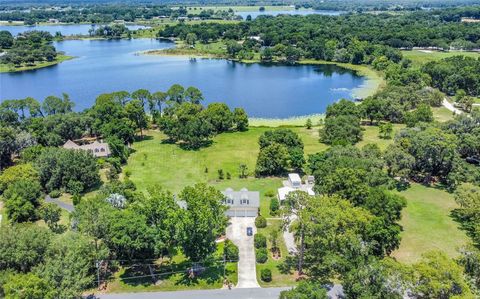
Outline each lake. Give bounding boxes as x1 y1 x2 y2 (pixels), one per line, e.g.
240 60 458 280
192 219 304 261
0 39 365 118
0 24 149 36
235 9 343 19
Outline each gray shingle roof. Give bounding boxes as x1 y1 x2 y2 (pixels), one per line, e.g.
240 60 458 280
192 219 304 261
222 188 260 208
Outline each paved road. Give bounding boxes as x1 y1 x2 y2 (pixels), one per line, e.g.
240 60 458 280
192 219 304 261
96 287 287 299
226 217 260 288
94 285 344 299
45 195 75 212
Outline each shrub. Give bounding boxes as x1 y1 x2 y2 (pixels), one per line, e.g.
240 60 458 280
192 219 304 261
218 169 224 180
254 233 267 249
256 248 268 263
255 215 267 228
306 118 312 129
224 240 239 261
261 268 272 282
226 172 231 180
48 190 62 198
72 193 81 206
264 190 275 198
270 198 280 215
124 169 132 177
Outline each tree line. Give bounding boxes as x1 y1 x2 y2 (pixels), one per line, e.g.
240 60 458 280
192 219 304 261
0 30 59 67
159 7 479 64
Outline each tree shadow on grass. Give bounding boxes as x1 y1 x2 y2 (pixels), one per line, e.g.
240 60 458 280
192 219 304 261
134 135 154 142
450 208 476 240
118 259 229 288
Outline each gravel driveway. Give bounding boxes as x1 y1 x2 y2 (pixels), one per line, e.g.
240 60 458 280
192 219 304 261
226 217 260 288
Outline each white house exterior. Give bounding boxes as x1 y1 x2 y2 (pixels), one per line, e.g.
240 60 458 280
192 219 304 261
278 173 315 202
222 188 260 217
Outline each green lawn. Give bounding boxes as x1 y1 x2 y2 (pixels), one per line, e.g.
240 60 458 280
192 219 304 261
357 124 403 151
392 184 468 263
107 242 237 293
125 125 397 217
256 219 297 287
126 127 319 217
402 50 480 68
0 55 74 73
432 106 455 122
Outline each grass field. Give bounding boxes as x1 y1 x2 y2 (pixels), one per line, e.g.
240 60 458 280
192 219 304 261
106 242 237 293
402 50 480 67
432 106 455 122
0 55 74 73
125 124 399 217
392 184 468 263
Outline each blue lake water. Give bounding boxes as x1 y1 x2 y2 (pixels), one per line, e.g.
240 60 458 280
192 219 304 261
0 38 364 118
235 9 343 19
0 24 149 36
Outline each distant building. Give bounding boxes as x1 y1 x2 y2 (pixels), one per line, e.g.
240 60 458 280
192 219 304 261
63 140 111 158
277 173 315 202
222 188 260 217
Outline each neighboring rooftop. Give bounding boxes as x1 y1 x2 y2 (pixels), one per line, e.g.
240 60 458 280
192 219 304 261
62 139 111 158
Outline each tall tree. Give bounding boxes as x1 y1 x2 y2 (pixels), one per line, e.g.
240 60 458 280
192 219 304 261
282 191 311 275
184 86 203 104
131 89 151 108
179 184 227 262
167 84 185 104
3 179 42 223
125 99 147 137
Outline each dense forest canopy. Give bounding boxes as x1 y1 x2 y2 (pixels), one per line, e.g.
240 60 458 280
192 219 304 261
0 30 59 67
160 8 480 49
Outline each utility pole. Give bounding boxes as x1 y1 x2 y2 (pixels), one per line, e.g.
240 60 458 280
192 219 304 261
223 253 226 278
95 260 100 290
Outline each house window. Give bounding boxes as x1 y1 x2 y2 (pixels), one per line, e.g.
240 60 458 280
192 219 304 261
95 148 99 153
101 148 105 152
241 199 249 205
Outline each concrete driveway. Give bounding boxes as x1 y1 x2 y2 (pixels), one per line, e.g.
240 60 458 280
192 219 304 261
226 217 260 288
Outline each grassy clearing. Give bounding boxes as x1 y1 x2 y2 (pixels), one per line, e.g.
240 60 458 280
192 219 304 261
432 106 455 122
0 55 74 73
125 125 396 218
125 127 326 217
106 242 237 293
357 124 403 151
256 219 296 287
392 183 468 264
249 115 324 128
402 50 480 68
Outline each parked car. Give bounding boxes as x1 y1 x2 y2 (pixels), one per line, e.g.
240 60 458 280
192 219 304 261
246 227 253 236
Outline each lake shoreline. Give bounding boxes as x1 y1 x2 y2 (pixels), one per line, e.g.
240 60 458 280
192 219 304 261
144 47 384 100
1 38 370 122
0 55 74 73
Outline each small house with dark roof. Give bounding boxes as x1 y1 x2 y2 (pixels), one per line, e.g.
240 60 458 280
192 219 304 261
222 188 260 217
